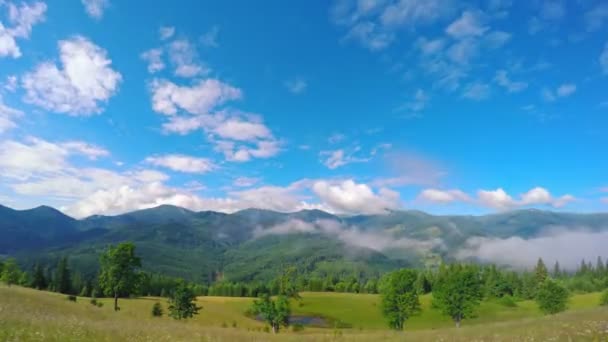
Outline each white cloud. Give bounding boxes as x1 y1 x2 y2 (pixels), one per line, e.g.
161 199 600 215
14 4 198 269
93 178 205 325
320 148 371 169
81 0 109 20
312 179 401 214
168 39 208 77
484 30 511 48
343 21 394 51
446 11 488 39
22 36 122 115
494 70 527 93
447 38 479 65
601 42 608 75
379 0 453 28
140 48 165 73
478 187 575 210
255 219 443 253
416 37 445 55
233 177 260 187
213 118 272 141
60 141 110 160
477 188 516 209
418 188 470 203
4 75 18 92
145 154 216 174
0 95 23 134
556 83 576 97
457 229 608 270
541 88 556 102
159 26 175 41
285 78 307 94
397 88 429 116
462 82 490 100
214 138 281 162
539 0 565 20
0 1 46 58
328 132 346 144
200 26 219 47
150 78 241 116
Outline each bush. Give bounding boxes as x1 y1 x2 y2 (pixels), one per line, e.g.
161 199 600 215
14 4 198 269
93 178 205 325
66 295 77 302
600 290 608 306
536 279 569 315
292 323 304 332
498 295 517 307
231 320 237 328
152 302 163 317
96 302 104 308
90 298 97 306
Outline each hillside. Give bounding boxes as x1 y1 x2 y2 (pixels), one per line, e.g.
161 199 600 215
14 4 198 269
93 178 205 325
1 285 607 341
2 204 608 282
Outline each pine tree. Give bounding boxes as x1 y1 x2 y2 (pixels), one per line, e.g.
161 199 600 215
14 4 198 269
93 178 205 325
30 263 47 290
53 257 72 294
552 261 561 278
597 256 606 276
534 258 548 285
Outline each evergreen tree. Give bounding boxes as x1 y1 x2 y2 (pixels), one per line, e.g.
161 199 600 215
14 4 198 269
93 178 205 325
552 261 561 279
536 279 569 314
53 257 72 294
30 263 47 290
596 256 605 276
168 282 200 319
534 258 548 285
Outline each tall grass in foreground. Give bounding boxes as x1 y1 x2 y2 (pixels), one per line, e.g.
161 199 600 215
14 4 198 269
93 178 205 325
1 285 607 341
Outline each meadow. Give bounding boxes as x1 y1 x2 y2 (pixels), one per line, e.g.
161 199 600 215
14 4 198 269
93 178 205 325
1 285 607 341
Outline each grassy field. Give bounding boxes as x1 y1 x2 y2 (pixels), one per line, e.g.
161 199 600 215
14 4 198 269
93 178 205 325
1 285 607 341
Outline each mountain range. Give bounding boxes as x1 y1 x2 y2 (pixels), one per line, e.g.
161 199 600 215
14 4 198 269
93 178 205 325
2 204 607 282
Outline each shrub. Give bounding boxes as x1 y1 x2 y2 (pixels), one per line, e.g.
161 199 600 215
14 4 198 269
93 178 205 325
536 279 569 315
66 295 77 302
152 302 163 317
231 320 237 328
498 295 517 307
90 298 97 306
96 302 104 308
600 290 608 306
292 323 304 332
221 322 228 328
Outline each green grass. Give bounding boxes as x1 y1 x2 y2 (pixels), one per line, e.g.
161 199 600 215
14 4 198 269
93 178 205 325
1 285 607 341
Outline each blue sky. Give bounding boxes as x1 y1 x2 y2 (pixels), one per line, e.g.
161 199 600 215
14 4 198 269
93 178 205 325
0 0 607 218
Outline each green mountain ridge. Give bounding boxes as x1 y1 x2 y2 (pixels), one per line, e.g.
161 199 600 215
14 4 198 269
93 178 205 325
2 204 608 282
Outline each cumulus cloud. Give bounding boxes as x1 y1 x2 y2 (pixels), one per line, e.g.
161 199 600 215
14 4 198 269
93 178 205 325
150 79 281 162
456 229 608 270
140 48 165 73
233 177 260 188
168 38 208 77
312 179 401 214
145 154 216 174
0 1 46 58
255 219 443 253
418 188 470 203
478 187 575 210
319 148 371 169
150 78 241 116
21 36 122 115
81 0 109 19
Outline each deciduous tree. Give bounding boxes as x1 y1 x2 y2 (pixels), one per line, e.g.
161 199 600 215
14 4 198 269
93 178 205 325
380 269 421 330
433 264 482 328
99 242 141 311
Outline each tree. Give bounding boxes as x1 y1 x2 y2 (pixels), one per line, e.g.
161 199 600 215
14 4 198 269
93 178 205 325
30 263 47 290
0 258 21 286
99 242 142 311
536 279 569 315
552 261 561 278
252 294 290 333
534 258 548 285
168 282 200 319
53 257 72 294
152 302 164 317
380 269 421 330
278 266 300 300
433 264 482 328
